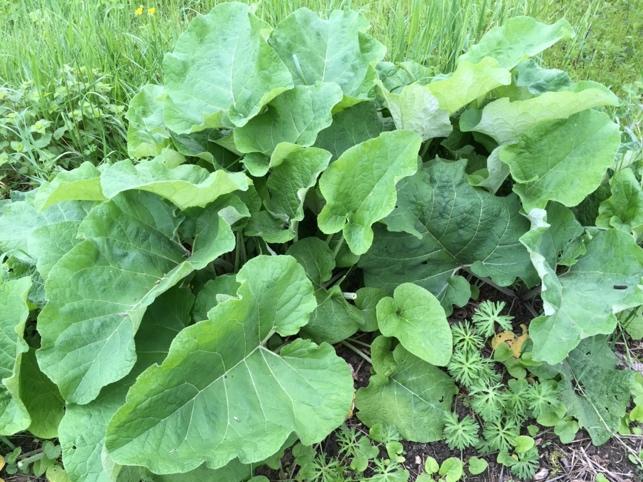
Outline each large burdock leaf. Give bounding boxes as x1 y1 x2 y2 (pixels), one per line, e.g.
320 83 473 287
34 162 105 209
499 110 620 211
20 350 64 439
100 153 250 210
458 17 573 69
461 82 618 143
126 84 170 159
37 192 235 404
246 144 331 242
380 84 452 141
234 83 343 155
314 101 386 160
0 193 92 279
270 8 385 101
301 286 363 344
425 57 511 114
59 288 249 482
105 255 354 474
557 337 633 445
376 283 452 366
360 160 532 305
356 337 456 442
36 153 251 211
0 276 31 435
521 212 643 364
318 130 421 255
162 2 293 133
596 168 643 238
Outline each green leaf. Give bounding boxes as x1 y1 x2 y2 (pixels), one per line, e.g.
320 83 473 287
105 255 353 474
162 2 292 133
377 60 432 92
439 457 463 482
0 276 31 435
597 168 643 238
301 286 363 344
558 337 633 445
376 283 452 366
286 237 335 286
360 160 531 306
521 214 643 363
356 337 456 442
234 83 343 154
513 59 571 94
426 57 511 114
553 418 579 444
37 192 235 404
192 276 239 322
424 456 439 474
270 8 385 100
498 110 620 211
318 130 421 255
315 101 386 160
461 83 618 143
458 17 573 69
34 162 105 209
126 84 170 159
513 435 534 454
246 144 331 242
467 456 488 475
57 288 242 482
355 287 387 332
20 349 64 439
380 84 452 141
27 201 93 279
100 153 250 210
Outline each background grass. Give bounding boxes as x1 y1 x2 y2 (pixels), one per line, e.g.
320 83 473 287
1 0 640 101
0 0 640 189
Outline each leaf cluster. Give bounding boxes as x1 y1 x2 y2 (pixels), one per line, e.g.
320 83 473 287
0 3 640 481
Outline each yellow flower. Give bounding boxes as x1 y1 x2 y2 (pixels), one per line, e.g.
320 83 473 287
134 6 143 16
148 7 156 15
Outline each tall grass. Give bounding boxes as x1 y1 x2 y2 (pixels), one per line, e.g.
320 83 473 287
2 0 633 105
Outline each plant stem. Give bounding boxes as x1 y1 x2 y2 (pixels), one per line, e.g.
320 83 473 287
340 340 372 364
332 236 345 259
463 268 517 298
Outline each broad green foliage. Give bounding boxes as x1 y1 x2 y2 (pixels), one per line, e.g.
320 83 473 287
318 130 422 255
0 5 640 479
376 283 452 366
458 17 573 69
234 83 343 154
246 144 330 242
426 57 511 114
314 101 386 159
37 192 235 404
100 155 250 209
499 110 620 211
106 256 353 474
360 160 532 308
558 337 633 445
381 84 451 141
19 349 64 439
126 84 170 159
522 212 643 363
0 276 31 435
597 168 643 238
356 337 457 442
162 2 292 133
461 83 618 143
269 8 385 101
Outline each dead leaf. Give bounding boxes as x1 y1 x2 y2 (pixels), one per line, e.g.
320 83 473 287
491 323 529 358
